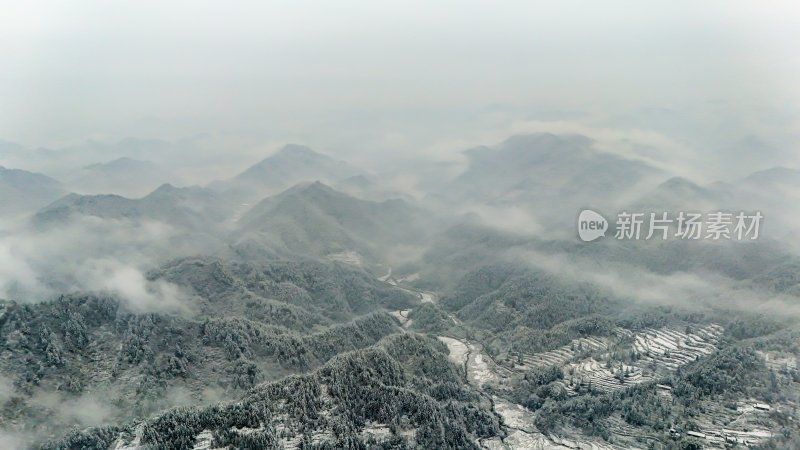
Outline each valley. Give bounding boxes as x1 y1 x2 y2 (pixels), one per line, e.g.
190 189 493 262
388 275 790 449
1 139 799 449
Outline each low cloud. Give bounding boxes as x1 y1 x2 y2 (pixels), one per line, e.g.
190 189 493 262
512 246 800 320
30 390 114 428
0 216 192 313
0 430 30 450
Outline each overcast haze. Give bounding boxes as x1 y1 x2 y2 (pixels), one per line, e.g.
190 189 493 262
2 1 800 169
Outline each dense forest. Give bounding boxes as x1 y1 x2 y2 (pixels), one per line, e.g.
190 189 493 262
42 334 499 450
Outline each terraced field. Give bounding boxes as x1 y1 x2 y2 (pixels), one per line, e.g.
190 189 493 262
504 324 724 389
514 336 613 372
561 324 724 395
631 324 723 371
436 320 792 449
758 350 799 372
562 358 653 395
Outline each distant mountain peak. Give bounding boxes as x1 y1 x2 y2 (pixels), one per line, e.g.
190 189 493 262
340 174 372 186
463 133 595 164
744 166 800 180
157 181 177 189
0 165 63 187
84 157 155 171
499 132 593 149
220 144 363 202
240 145 334 175
276 180 341 200
650 176 718 199
35 192 134 218
147 182 179 195
659 176 700 189
305 179 330 190
110 156 139 163
742 166 800 188
275 143 319 157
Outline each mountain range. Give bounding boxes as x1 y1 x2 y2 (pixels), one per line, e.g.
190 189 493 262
1 134 799 449
0 166 65 217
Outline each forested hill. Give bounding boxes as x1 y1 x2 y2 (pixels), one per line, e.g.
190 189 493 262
0 256 421 447
43 334 500 450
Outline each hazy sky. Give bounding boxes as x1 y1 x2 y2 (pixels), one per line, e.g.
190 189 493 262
2 1 799 152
